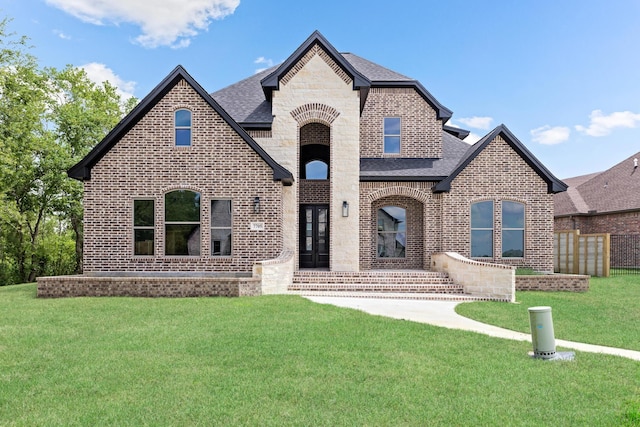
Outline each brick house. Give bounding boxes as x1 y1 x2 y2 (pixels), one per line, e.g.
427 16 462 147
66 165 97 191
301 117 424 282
554 151 640 234
59 31 566 297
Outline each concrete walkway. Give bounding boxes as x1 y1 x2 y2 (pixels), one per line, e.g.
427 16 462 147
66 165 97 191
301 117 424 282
306 297 640 361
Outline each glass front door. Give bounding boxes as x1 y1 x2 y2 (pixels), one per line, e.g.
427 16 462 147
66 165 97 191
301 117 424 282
299 204 329 268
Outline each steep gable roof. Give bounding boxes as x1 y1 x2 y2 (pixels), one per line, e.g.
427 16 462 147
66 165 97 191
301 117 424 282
212 31 454 127
555 152 640 216
260 31 371 112
68 65 293 185
432 124 567 194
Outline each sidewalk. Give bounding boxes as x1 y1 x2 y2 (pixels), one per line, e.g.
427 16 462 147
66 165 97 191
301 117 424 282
305 297 640 361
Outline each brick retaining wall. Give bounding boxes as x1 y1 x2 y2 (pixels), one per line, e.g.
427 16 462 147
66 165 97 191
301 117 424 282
515 274 589 292
37 275 261 298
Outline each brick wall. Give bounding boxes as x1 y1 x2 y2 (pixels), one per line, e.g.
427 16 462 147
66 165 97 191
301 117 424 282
555 211 640 235
515 274 589 292
360 182 441 270
441 136 555 272
360 88 442 158
299 180 330 204
83 79 284 274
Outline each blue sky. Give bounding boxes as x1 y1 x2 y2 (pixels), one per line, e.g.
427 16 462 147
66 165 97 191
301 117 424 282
3 0 640 179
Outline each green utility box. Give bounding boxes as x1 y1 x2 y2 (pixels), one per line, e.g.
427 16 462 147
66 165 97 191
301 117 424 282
528 306 556 359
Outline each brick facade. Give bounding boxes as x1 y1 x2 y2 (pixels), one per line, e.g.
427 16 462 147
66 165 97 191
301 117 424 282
83 79 284 274
441 136 555 272
555 211 640 235
360 88 442 158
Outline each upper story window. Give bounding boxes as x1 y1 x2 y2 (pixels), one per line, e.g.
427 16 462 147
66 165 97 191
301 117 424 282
383 117 401 154
502 201 525 258
471 201 493 258
377 206 406 258
175 109 192 146
133 199 154 256
305 160 328 180
165 190 200 256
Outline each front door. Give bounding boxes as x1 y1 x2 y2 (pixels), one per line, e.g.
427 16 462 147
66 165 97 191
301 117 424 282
299 204 329 268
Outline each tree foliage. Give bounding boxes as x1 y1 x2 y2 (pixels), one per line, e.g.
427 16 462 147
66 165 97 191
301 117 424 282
0 17 136 284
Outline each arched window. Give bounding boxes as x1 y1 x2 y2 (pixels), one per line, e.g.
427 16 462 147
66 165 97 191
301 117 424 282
377 206 406 258
471 201 493 258
305 160 328 180
502 201 525 257
165 190 200 256
175 109 192 146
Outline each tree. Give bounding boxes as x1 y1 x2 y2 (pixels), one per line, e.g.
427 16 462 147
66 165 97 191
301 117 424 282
0 17 136 283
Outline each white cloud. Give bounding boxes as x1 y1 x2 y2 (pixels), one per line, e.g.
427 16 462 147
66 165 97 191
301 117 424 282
575 109 640 137
530 125 571 145
80 63 136 100
45 0 240 48
464 132 482 144
457 116 493 130
254 56 274 74
53 29 71 40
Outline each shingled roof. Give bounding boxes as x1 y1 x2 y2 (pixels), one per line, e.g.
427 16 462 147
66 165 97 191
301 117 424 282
554 152 640 216
212 31 453 127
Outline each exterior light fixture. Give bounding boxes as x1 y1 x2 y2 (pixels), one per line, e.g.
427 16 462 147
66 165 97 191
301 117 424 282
342 201 349 217
253 197 260 214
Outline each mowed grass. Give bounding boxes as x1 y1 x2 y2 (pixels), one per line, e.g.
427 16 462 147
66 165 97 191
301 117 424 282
1 284 638 426
456 275 640 351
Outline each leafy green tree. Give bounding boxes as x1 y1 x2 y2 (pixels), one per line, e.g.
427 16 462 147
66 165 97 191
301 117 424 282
0 17 136 283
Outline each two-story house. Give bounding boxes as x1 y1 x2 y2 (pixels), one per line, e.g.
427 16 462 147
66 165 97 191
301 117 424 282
50 31 566 298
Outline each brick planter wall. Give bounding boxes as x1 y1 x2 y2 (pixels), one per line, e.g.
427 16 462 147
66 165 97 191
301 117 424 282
515 274 589 292
37 275 261 298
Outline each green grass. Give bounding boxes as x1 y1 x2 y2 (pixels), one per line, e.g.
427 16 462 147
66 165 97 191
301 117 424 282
457 275 640 351
1 283 639 426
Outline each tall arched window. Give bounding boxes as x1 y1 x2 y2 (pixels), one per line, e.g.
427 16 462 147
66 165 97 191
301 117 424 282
502 201 525 257
377 206 406 258
175 109 192 146
165 190 200 256
471 201 493 258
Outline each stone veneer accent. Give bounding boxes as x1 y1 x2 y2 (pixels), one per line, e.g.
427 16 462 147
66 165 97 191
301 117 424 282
515 274 589 292
432 252 515 302
441 135 555 272
82 79 284 274
360 88 442 158
268 48 360 271
253 250 294 295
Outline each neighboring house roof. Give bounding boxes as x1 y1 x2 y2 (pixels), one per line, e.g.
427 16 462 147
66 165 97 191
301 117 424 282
432 124 568 194
212 31 454 127
68 65 294 185
554 152 640 217
360 131 471 181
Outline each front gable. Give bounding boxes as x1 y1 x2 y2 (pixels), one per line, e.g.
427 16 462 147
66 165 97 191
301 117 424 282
69 66 293 185
433 125 567 194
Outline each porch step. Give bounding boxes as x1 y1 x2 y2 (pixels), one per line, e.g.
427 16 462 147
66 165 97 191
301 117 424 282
292 270 453 285
290 270 471 300
289 291 492 302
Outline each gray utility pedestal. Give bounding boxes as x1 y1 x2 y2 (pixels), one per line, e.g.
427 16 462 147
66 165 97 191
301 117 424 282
528 306 556 359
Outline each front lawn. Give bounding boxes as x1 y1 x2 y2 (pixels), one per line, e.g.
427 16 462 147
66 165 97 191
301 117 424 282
456 275 640 351
1 283 638 426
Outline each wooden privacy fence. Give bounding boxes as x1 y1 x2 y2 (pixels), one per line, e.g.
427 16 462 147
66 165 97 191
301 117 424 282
554 230 610 277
